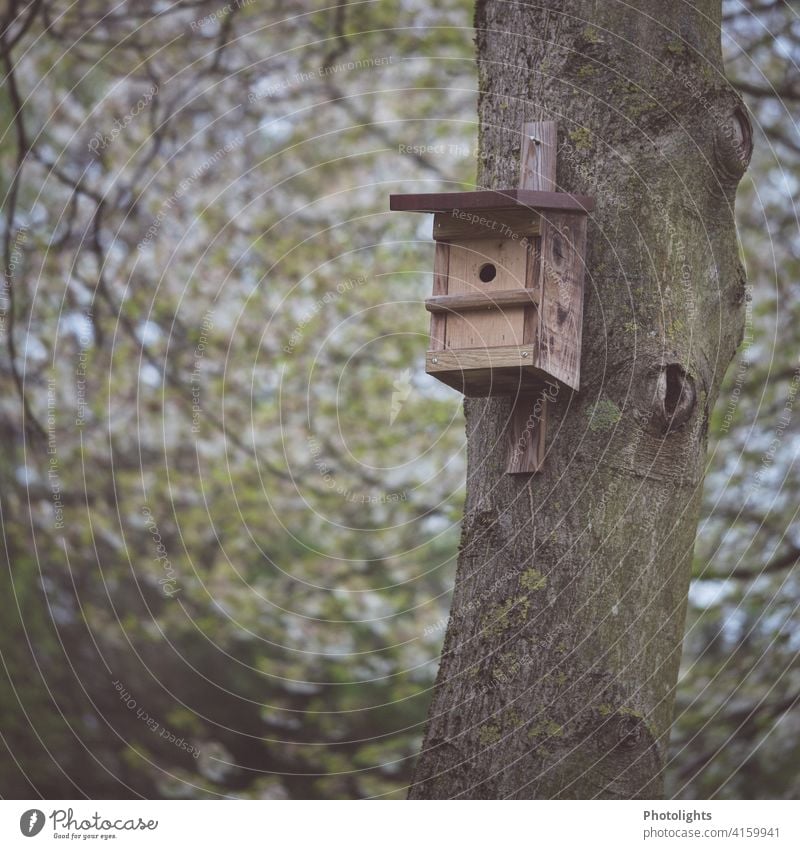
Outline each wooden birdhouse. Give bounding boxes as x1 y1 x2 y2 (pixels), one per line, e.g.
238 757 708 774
390 122 593 474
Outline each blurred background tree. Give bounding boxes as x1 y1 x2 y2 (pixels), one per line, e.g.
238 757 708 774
0 0 796 799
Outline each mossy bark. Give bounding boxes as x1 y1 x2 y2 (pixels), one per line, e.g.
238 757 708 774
409 0 751 799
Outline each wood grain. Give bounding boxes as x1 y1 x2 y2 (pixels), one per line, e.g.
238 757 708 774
427 344 536 371
433 209 540 241
537 211 587 391
506 386 549 474
506 121 558 474
444 238 529 349
523 235 542 346
425 288 538 313
520 121 557 191
429 242 449 351
425 344 547 397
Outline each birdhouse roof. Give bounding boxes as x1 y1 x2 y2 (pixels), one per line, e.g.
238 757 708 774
389 189 593 215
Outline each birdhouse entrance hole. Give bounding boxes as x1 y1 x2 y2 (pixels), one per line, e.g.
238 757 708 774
479 263 497 283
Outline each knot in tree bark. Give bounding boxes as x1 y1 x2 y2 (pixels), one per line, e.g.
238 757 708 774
653 363 697 434
714 104 753 184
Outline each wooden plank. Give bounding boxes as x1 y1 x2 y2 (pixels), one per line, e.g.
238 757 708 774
520 121 557 191
427 368 550 397
389 189 593 214
427 345 537 372
506 389 549 474
425 345 549 397
444 238 528 349
425 288 538 314
429 242 449 351
506 121 558 474
433 209 539 241
520 122 552 347
537 211 587 391
523 235 542 345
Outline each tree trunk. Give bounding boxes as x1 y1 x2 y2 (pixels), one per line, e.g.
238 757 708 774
409 0 751 799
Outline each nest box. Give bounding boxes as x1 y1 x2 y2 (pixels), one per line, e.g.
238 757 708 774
390 122 593 474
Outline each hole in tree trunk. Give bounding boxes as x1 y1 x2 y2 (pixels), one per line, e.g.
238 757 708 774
664 365 684 417
656 363 696 433
715 104 753 183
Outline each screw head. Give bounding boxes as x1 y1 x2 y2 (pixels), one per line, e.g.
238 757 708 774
521 351 529 358
431 356 438 364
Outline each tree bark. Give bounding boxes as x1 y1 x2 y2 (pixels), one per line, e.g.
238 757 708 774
410 0 751 799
